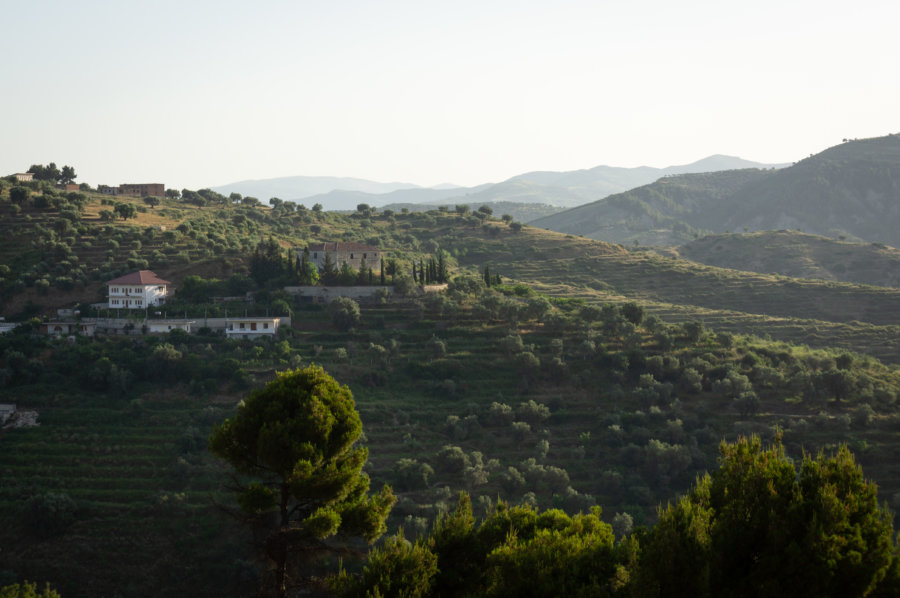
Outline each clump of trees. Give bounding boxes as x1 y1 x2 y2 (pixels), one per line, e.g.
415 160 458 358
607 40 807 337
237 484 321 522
334 436 900 597
26 162 76 184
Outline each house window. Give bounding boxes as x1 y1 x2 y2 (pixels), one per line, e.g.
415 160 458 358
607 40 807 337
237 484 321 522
251 322 257 331
263 323 269 329
313 252 317 259
239 323 245 329
363 253 367 259
350 253 354 259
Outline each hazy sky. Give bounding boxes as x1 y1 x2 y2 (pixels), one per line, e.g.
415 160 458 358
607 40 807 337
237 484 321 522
2 0 897 191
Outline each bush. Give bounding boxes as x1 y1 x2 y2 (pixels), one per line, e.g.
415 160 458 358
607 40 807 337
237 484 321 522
23 492 77 538
328 297 360 331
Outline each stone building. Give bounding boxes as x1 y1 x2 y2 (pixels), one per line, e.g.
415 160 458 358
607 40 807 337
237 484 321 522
306 242 381 271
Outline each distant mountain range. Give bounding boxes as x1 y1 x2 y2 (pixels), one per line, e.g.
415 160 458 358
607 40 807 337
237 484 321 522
530 134 900 247
211 176 421 204
211 155 786 211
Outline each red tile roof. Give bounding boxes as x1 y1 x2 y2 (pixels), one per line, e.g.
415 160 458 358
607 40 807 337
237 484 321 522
105 270 172 286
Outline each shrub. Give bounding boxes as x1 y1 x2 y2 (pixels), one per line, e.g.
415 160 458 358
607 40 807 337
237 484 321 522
23 492 77 539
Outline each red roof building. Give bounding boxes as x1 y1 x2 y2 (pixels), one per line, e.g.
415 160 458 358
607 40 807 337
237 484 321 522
106 271 171 309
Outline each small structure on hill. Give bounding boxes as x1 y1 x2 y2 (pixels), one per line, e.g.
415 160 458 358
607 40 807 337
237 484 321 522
307 242 381 271
0 404 15 425
14 172 34 182
225 316 280 337
106 270 172 309
98 183 165 197
41 321 96 337
146 319 194 334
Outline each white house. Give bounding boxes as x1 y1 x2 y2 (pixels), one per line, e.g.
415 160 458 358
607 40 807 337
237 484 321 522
226 317 280 337
106 271 171 310
146 319 194 334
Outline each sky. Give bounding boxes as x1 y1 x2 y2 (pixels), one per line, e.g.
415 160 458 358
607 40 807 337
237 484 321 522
2 0 898 191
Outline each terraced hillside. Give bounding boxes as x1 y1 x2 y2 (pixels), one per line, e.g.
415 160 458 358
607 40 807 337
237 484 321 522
4 183 900 596
415 219 900 364
673 230 900 288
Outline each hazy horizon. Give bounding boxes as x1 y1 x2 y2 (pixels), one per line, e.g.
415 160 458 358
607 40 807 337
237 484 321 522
2 0 897 191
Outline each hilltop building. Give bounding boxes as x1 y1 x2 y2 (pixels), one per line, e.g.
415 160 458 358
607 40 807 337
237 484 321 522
14 173 34 182
106 270 171 309
98 183 165 197
307 242 381 271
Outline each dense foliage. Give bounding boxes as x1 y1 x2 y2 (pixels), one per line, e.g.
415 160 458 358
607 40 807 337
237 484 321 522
335 437 898 598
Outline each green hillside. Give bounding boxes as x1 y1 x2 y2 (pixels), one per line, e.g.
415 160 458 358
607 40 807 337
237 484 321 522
674 230 900 287
3 179 900 596
529 168 773 244
530 133 900 247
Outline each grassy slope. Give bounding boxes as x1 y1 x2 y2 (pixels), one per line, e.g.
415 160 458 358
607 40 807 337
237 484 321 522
411 219 900 364
673 230 900 288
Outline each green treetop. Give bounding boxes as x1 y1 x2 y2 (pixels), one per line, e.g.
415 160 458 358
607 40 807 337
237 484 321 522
209 366 395 598
634 434 898 597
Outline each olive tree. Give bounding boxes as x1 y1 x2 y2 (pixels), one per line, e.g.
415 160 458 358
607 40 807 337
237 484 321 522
209 366 395 597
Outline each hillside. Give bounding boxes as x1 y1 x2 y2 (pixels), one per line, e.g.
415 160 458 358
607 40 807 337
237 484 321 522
2 182 900 363
673 231 900 287
4 180 900 596
531 134 900 246
529 169 772 244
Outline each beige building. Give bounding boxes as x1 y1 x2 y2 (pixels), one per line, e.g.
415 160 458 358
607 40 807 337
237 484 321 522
118 183 165 197
307 242 381 271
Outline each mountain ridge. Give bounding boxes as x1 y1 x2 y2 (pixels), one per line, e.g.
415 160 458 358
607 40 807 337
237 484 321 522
530 134 900 246
211 155 786 211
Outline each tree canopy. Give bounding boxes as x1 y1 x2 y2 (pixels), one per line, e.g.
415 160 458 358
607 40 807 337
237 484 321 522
209 366 394 597
334 436 898 598
634 434 898 597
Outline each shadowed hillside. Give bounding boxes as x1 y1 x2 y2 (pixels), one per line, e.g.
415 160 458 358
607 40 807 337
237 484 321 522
531 134 900 246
